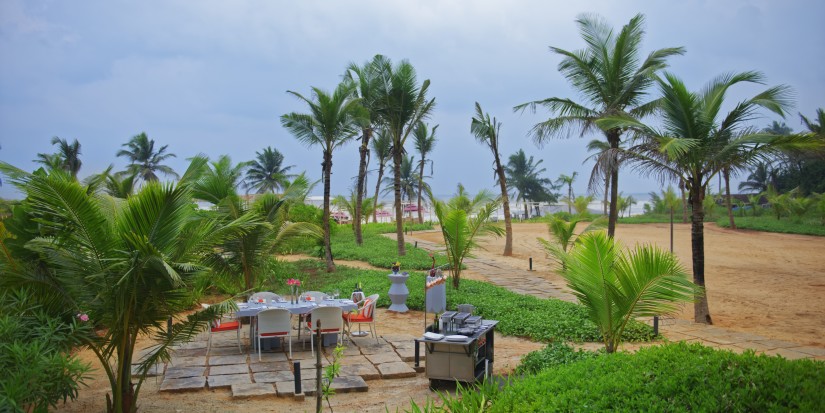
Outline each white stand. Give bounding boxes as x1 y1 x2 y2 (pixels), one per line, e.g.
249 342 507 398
388 272 410 312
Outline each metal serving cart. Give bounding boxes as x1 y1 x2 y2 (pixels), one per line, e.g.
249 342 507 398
414 319 498 387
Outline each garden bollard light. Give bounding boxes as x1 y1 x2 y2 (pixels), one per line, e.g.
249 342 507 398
294 361 301 394
653 316 659 335
529 257 533 271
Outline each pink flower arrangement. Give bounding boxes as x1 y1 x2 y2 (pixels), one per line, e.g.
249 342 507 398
287 278 301 286
76 313 89 322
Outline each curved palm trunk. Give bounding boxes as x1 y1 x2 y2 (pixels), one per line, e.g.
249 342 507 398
355 129 372 245
393 150 406 255
322 150 335 272
689 179 712 324
680 180 688 223
495 157 513 256
417 158 425 224
606 131 621 238
723 167 736 229
372 162 385 223
567 184 573 214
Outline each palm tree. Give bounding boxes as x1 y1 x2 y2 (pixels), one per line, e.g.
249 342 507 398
281 82 367 272
429 188 503 289
800 109 824 137
599 71 801 324
504 149 555 219
370 128 392 223
373 58 436 256
344 55 390 245
573 195 596 216
515 13 684 238
33 152 64 173
585 139 612 215
413 121 438 224
554 231 696 353
555 172 578 214
381 154 421 221
116 132 178 182
471 102 514 256
191 155 250 205
738 162 774 194
0 161 239 413
447 183 495 215
50 137 82 179
333 190 380 226
244 147 295 194
537 215 604 269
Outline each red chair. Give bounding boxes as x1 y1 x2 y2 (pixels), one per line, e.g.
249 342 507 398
201 303 242 354
344 294 379 343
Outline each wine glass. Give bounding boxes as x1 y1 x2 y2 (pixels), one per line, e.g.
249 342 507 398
333 289 340 299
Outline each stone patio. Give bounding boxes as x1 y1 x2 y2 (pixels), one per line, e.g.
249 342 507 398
154 330 423 398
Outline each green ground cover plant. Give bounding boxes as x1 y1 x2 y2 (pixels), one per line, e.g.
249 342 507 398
412 342 825 412
716 215 825 236
515 342 599 375
263 259 655 344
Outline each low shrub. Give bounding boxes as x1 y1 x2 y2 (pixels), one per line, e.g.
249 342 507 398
486 342 825 412
515 342 599 375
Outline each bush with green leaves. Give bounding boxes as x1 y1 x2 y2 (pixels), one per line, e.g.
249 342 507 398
0 308 92 412
481 343 825 412
515 342 599 375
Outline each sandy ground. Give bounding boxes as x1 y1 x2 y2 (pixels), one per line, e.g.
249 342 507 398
55 222 825 412
414 222 825 348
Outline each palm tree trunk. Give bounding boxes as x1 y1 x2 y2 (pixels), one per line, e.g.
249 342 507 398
680 180 688 223
494 156 513 256
690 180 712 324
723 167 736 229
373 162 385 223
603 175 609 215
417 159 425 224
354 129 372 245
393 150 406 256
322 150 336 272
567 184 572 215
523 200 529 220
606 131 620 238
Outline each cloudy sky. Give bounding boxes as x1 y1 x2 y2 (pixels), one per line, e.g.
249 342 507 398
1 0 823 200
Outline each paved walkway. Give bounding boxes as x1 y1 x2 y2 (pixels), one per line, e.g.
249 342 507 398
149 329 422 398
399 231 825 361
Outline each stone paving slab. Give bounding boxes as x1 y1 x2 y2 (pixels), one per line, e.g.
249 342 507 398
231 383 276 398
169 355 207 367
170 347 208 357
209 354 248 365
338 355 371 366
253 371 294 383
359 342 392 355
339 363 381 380
365 352 403 364
164 366 205 379
159 376 206 392
209 346 244 356
763 347 812 360
793 346 825 357
256 352 289 362
131 363 164 377
175 341 207 350
275 381 299 397
376 361 416 379
209 363 248 375
250 361 292 373
394 346 417 362
330 376 368 393
208 373 251 388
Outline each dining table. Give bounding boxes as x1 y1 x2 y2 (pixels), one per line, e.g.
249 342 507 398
235 298 358 350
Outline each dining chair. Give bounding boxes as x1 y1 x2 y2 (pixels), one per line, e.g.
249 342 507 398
302 290 327 303
343 294 380 343
201 303 242 355
256 308 292 360
250 291 280 304
304 306 344 356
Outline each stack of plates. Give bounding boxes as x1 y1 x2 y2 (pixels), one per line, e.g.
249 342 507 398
445 335 469 342
423 332 444 340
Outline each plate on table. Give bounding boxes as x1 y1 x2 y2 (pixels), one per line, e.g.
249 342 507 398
445 335 468 342
423 332 444 341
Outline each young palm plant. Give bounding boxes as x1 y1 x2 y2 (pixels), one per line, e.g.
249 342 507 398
556 231 697 353
0 161 240 413
537 215 604 269
429 188 503 289
281 81 368 272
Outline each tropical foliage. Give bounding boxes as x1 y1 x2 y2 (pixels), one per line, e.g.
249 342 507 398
553 231 696 353
412 121 438 224
504 149 556 219
515 13 684 237
537 214 604 269
244 146 295 194
116 132 178 182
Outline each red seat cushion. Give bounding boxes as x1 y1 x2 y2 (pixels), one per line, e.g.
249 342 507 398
260 331 287 337
211 320 240 332
346 314 373 323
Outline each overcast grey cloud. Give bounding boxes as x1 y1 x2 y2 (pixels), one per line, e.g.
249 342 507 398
2 0 823 200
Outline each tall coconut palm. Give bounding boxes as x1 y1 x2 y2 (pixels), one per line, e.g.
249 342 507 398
555 231 696 353
191 155 250 205
0 161 240 413
514 13 684 237
471 102 513 256
585 139 611 215
429 188 503 289
413 121 438 224
599 71 803 324
281 82 367 272
370 128 392 223
374 58 436 256
244 147 295 194
381 154 421 221
344 55 390 245
50 137 82 179
555 172 578 214
117 132 178 182
504 149 556 219
738 162 774 194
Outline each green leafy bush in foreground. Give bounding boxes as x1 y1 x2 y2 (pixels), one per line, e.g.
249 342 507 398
266 259 655 344
484 342 825 412
515 342 599 375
